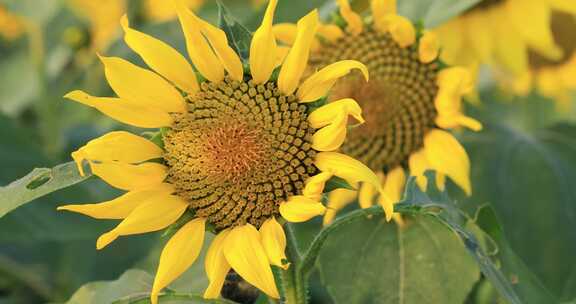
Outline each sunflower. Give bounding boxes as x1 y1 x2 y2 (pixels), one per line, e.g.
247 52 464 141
0 5 24 41
512 10 576 108
143 0 268 23
57 0 384 302
143 0 204 23
66 0 126 51
273 0 482 225
435 0 576 107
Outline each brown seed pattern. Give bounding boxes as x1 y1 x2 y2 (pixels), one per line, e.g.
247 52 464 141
312 27 439 172
163 77 318 229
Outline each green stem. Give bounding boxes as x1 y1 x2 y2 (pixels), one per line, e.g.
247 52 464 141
111 292 238 304
281 224 308 304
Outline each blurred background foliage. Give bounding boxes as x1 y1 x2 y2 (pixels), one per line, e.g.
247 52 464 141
0 0 575 303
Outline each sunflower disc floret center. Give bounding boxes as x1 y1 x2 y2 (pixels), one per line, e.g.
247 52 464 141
163 77 318 229
313 27 438 171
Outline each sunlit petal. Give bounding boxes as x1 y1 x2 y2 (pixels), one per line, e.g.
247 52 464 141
259 217 289 269
99 56 186 113
121 15 199 94
298 61 368 102
90 162 167 191
175 0 225 82
96 195 188 249
65 91 173 128
280 195 326 222
151 218 206 304
278 10 319 95
250 0 278 84
424 129 471 195
204 230 231 299
57 183 174 219
223 225 280 298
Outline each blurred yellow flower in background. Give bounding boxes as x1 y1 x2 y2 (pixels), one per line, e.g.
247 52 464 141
56 0 383 302
435 0 576 107
67 0 126 51
0 5 24 41
144 0 204 23
275 0 482 225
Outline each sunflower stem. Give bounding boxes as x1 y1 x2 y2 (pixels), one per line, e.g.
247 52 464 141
281 224 308 304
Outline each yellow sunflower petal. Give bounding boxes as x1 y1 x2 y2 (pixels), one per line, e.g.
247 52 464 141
436 172 446 192
278 10 319 96
223 225 280 298
273 23 297 46
308 98 364 128
96 195 188 249
312 112 347 151
492 8 527 75
279 195 326 222
379 166 406 223
419 30 439 63
99 56 186 113
358 182 377 209
195 16 244 81
434 67 482 131
151 218 206 304
298 61 369 102
337 0 363 35
314 152 381 193
65 91 173 128
464 10 494 63
408 149 430 191
57 183 174 219
259 217 289 270
383 15 415 48
317 23 344 43
371 0 396 32
506 0 562 61
71 131 163 175
250 0 278 84
323 188 357 225
549 0 576 13
204 230 231 299
90 162 167 191
120 15 199 94
175 0 225 83
302 171 333 201
423 129 471 195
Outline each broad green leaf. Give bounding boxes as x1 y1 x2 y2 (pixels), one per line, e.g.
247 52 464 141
317 214 479 303
0 161 89 218
63 269 153 304
474 205 557 303
0 52 40 116
218 1 252 61
461 118 576 300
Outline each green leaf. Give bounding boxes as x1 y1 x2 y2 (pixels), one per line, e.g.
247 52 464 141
323 176 355 193
474 205 557 303
218 1 253 61
0 161 89 218
317 214 480 303
0 52 40 116
395 173 523 304
63 269 153 304
461 118 576 300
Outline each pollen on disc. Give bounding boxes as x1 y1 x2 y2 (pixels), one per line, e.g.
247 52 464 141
312 27 439 172
163 77 318 229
